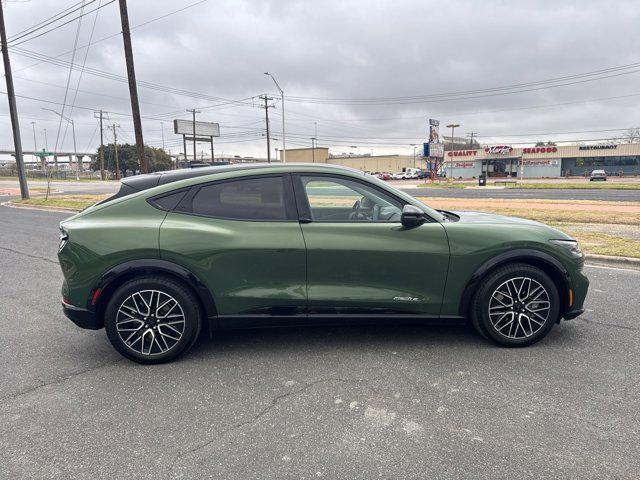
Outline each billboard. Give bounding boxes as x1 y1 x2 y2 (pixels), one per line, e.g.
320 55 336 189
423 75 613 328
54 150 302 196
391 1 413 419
173 119 220 137
428 118 443 157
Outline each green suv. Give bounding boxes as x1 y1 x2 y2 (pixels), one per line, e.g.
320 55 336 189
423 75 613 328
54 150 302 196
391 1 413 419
58 164 588 363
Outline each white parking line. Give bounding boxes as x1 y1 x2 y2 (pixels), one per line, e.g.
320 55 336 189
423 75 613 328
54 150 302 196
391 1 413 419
585 264 640 274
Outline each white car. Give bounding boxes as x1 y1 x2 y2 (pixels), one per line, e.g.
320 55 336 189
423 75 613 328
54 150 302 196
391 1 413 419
392 172 409 180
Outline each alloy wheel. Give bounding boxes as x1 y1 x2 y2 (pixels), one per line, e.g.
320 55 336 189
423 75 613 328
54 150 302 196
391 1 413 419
488 276 551 339
115 289 186 356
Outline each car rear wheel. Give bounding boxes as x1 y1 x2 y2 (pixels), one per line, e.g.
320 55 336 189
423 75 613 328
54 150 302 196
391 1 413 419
470 263 560 347
104 276 202 364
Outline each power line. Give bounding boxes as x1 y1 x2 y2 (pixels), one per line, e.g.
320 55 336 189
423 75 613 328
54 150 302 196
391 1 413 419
285 60 640 105
7 0 212 76
52 0 85 155
7 0 98 42
8 1 115 47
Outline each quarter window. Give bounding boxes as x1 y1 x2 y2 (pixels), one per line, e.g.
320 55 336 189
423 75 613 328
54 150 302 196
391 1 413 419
301 176 403 222
191 176 287 220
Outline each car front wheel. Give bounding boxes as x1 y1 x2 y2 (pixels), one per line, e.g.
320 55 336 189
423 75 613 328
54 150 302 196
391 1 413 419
470 263 560 347
104 276 202 364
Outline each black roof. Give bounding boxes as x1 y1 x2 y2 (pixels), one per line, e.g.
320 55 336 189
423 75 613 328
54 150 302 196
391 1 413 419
105 163 361 204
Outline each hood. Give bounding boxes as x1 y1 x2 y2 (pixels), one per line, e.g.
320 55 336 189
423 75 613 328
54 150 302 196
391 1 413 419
448 210 547 227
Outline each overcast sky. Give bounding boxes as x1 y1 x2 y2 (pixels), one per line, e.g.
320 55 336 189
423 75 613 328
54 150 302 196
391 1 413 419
2 0 640 161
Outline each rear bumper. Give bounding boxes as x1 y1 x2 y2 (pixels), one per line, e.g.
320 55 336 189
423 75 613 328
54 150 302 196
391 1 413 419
62 300 102 330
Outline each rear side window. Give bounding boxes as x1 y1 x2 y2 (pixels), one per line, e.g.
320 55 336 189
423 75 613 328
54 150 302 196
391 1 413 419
150 190 188 211
191 176 288 220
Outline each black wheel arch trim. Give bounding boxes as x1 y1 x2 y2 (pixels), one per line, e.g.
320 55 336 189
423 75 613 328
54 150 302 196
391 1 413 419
89 258 217 318
458 248 572 317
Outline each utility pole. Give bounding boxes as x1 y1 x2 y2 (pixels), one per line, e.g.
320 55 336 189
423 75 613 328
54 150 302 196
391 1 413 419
112 124 121 180
467 131 477 147
160 121 165 150
186 109 200 165
95 110 105 180
259 95 274 162
264 72 285 162
0 2 29 199
311 137 316 162
118 0 147 174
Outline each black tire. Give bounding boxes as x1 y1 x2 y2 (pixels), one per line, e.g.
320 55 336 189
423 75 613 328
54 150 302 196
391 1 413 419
104 275 202 364
470 263 559 347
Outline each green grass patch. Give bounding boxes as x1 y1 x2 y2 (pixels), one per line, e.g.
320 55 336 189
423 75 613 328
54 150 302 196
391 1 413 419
556 229 640 258
12 194 109 210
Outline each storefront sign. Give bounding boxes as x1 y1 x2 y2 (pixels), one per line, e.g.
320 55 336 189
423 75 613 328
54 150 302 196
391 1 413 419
447 150 478 157
523 147 558 154
523 160 559 166
453 162 476 168
484 145 513 155
578 145 617 150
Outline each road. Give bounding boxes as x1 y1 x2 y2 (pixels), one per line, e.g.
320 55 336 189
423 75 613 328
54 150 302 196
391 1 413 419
3 178 640 201
1 203 639 479
402 187 640 202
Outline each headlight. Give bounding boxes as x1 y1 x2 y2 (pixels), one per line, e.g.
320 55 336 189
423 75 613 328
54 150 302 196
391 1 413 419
59 226 69 252
549 239 583 258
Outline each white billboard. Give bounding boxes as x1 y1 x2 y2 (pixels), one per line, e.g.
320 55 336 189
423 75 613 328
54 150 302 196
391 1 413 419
174 119 220 137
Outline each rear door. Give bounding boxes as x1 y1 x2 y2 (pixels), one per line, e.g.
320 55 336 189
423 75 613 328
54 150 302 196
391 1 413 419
293 174 450 316
159 174 307 317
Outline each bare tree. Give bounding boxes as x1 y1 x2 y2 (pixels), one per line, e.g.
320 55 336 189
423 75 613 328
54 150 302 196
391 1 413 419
623 127 640 143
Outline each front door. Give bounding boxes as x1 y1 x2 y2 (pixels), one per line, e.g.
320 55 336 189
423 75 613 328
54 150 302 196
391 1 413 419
294 174 450 316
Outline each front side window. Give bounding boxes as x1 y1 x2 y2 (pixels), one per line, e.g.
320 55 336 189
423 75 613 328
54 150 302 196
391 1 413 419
191 176 287 220
301 176 402 222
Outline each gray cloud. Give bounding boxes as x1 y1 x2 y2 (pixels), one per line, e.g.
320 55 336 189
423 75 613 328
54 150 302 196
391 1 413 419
2 0 640 160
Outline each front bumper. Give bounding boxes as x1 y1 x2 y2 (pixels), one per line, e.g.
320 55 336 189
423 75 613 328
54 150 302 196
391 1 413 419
62 299 102 330
563 308 585 320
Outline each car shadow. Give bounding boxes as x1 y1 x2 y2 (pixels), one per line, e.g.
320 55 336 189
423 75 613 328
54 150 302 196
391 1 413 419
188 321 483 358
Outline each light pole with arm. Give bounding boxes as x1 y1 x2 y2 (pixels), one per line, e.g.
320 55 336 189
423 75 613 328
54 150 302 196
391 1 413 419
265 72 285 162
446 123 460 180
43 108 78 179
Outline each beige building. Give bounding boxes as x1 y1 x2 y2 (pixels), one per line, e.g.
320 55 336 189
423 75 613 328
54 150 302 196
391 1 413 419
280 147 417 173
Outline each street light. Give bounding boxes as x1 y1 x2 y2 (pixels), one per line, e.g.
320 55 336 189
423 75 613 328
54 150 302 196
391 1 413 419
264 72 285 163
410 144 418 168
446 123 460 179
42 108 78 180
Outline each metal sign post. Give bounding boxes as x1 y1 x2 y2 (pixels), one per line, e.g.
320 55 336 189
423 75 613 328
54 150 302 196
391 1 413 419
174 119 220 166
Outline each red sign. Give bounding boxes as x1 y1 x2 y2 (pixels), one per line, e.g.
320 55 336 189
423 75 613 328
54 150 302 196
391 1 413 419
453 162 475 168
447 150 478 157
523 160 558 166
523 146 558 154
484 145 513 155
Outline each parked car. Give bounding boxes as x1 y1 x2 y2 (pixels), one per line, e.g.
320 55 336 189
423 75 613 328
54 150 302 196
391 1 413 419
58 164 589 363
376 172 392 181
391 171 409 180
590 169 607 181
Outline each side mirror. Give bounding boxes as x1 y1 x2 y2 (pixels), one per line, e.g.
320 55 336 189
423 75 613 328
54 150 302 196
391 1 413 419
401 204 426 228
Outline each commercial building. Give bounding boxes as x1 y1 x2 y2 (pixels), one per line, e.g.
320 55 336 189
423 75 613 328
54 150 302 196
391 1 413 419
444 143 640 179
280 147 418 173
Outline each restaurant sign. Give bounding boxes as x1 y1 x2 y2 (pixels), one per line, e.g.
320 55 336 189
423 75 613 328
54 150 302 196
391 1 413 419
484 145 513 155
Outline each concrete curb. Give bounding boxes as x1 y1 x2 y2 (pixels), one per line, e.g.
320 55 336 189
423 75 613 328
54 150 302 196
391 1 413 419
2 201 79 213
585 254 640 270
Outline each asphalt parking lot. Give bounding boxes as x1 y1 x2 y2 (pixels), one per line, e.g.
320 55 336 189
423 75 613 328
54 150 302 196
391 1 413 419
1 202 639 479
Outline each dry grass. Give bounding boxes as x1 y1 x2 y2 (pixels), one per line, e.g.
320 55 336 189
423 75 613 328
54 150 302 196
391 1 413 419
13 194 109 210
